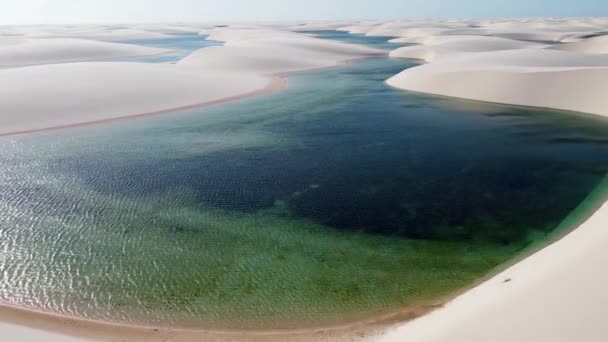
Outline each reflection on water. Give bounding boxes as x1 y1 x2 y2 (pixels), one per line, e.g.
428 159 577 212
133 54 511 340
0 32 607 328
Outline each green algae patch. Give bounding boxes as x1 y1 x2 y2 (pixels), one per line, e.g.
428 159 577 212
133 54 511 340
5 186 520 329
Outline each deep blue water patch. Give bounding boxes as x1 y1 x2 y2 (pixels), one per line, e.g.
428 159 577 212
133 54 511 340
39 48 608 245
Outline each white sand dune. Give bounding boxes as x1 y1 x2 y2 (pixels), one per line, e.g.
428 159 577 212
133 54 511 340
0 62 269 134
339 22 466 39
202 27 303 42
0 38 170 67
474 29 594 43
387 19 608 116
131 24 212 34
389 35 545 62
550 34 608 54
1 25 173 41
387 26 452 39
377 198 608 342
64 28 171 41
0 27 383 135
339 18 608 43
477 19 602 40
178 39 379 73
0 321 83 342
290 21 357 31
388 48 608 116
338 22 386 35
180 29 383 74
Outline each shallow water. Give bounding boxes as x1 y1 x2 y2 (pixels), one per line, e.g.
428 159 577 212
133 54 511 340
0 32 608 329
304 30 401 50
118 33 221 63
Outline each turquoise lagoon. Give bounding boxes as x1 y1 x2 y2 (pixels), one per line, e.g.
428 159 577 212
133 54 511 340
0 32 607 328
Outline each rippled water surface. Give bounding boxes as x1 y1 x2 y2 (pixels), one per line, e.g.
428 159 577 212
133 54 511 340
1 32 608 328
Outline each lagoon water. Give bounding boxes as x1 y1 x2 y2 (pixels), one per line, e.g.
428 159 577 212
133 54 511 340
119 33 222 63
0 32 608 328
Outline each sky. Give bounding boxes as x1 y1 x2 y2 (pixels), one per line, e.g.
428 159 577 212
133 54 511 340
1 0 607 25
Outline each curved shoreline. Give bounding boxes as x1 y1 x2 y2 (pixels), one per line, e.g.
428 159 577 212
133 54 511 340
0 297 441 341
0 55 380 139
367 20 608 339
377 178 608 342
3 173 607 341
0 55 402 341
0 74 286 139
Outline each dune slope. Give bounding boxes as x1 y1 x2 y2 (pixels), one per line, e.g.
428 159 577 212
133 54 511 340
378 195 608 342
0 27 384 135
180 28 384 74
0 62 270 134
388 44 608 117
0 38 170 67
550 35 608 54
389 35 544 62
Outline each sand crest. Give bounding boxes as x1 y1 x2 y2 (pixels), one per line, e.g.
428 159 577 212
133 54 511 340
385 18 608 118
377 194 608 342
550 34 608 54
0 37 170 67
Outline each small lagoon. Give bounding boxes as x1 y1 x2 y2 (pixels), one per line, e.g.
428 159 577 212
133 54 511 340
0 32 607 329
119 33 222 63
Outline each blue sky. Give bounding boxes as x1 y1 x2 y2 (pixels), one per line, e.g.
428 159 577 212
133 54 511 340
1 0 607 24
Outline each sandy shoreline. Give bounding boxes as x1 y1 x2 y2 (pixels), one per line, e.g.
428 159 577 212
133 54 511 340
0 74 286 138
0 55 379 138
0 27 384 136
3 176 605 341
376 178 608 342
0 296 444 341
2 177 605 342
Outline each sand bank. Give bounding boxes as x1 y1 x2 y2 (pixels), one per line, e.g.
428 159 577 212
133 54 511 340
376 181 608 342
375 17 608 342
0 62 271 135
387 48 608 117
290 21 356 31
0 37 170 67
1 25 174 41
180 28 383 74
0 26 383 136
550 34 608 54
339 18 608 42
385 18 608 118
389 35 545 62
